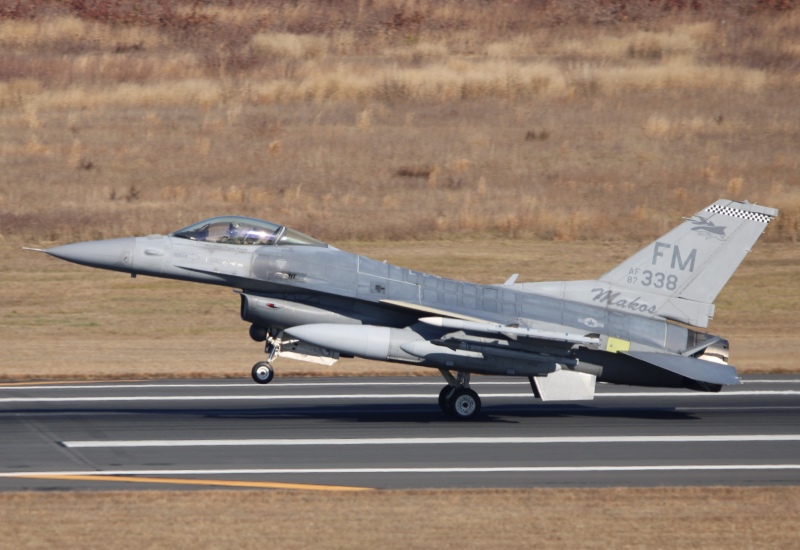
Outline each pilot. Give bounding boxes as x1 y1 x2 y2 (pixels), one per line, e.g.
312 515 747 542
222 222 244 244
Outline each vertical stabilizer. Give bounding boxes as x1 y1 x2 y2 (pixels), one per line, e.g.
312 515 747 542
599 200 777 305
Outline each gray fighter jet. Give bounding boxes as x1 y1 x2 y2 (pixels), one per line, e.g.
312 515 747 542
38 199 777 419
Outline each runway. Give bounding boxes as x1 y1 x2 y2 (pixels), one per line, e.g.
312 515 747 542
2 375 800 492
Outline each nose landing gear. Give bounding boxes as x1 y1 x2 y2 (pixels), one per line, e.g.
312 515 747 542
251 361 274 384
250 325 281 384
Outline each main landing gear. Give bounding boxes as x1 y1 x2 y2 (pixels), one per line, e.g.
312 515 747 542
438 370 481 420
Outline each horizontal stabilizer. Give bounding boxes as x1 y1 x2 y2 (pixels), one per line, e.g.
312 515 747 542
626 351 740 386
531 370 596 401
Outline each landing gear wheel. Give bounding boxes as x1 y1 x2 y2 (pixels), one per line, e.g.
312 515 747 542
251 361 274 384
450 388 481 420
438 385 455 415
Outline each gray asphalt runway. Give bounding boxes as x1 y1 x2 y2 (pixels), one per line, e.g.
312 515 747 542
2 375 800 492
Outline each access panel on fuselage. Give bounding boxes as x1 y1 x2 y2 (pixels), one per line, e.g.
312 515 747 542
252 246 358 297
356 256 419 303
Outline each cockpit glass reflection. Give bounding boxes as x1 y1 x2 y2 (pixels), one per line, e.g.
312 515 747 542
171 217 326 247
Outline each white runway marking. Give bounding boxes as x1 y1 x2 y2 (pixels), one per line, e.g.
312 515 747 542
61 434 800 448
0 381 538 391
743 379 800 384
598 391 800 397
0 393 443 403
0 382 452 391
679 406 800 412
3 464 800 478
2 390 799 403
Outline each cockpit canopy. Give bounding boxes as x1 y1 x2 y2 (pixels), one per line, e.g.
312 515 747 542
171 216 326 247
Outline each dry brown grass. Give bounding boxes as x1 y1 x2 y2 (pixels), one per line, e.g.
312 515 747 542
0 1 798 245
0 1 798 379
1 487 798 549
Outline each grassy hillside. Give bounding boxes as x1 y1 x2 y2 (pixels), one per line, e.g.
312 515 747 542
0 1 798 378
1 0 798 245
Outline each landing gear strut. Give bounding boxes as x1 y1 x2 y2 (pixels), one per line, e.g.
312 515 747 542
250 327 281 384
438 370 481 420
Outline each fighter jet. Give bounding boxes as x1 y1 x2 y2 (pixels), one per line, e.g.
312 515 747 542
37 199 777 419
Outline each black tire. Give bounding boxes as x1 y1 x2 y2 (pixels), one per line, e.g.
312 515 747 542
438 385 455 415
251 361 274 384
450 388 481 420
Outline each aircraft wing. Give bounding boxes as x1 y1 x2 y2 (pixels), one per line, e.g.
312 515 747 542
418 316 601 346
378 299 493 323
380 299 599 346
411 316 600 402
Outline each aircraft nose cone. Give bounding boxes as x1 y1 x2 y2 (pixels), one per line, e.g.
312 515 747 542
46 237 136 272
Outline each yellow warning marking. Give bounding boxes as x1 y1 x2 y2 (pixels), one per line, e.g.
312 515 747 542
13 474 372 492
606 337 631 353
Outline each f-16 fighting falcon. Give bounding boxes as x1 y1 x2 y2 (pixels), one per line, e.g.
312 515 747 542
34 199 777 419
